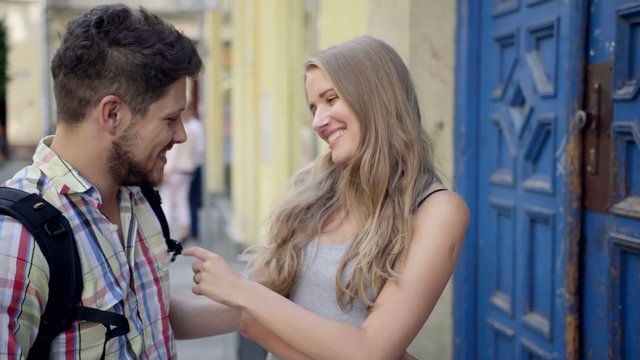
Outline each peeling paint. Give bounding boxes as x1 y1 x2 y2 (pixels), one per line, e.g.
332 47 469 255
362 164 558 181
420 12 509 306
563 101 583 360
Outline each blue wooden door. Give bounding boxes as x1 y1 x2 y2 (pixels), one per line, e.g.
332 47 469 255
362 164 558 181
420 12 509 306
454 0 586 358
582 0 640 358
455 0 640 358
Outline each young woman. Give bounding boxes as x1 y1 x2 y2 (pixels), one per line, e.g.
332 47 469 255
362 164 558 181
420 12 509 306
184 36 469 359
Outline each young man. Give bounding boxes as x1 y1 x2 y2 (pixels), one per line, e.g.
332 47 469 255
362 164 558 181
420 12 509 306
0 4 238 358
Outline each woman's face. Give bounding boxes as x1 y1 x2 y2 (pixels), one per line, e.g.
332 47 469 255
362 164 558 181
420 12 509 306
305 67 361 165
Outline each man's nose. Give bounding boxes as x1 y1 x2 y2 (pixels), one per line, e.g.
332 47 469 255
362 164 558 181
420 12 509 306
174 120 187 144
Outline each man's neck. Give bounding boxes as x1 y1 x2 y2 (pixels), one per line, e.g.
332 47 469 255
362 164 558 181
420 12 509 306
50 127 119 207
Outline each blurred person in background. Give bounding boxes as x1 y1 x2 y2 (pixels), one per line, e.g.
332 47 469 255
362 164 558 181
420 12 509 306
188 112 205 240
161 103 204 242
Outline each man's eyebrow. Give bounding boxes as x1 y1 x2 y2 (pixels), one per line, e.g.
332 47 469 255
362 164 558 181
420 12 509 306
164 107 185 117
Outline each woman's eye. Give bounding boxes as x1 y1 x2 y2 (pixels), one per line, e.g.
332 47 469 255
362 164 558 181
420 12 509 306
327 96 338 104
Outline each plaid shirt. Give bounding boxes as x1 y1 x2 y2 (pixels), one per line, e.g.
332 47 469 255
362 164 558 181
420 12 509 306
0 137 176 359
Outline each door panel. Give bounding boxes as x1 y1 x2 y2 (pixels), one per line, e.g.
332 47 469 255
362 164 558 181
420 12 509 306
583 1 640 358
456 0 640 358
476 1 583 359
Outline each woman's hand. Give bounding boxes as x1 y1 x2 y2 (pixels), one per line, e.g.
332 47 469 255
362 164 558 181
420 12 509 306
182 246 248 307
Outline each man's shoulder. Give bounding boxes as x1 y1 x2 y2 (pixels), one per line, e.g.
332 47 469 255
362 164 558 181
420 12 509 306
0 165 51 270
0 165 63 230
2 163 49 194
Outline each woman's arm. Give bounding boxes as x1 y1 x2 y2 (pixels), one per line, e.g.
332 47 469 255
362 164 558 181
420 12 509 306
242 313 415 360
185 191 469 359
241 313 312 360
169 290 241 338
170 290 312 360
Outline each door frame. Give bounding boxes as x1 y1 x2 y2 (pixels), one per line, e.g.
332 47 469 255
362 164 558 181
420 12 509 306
452 1 588 358
452 1 480 358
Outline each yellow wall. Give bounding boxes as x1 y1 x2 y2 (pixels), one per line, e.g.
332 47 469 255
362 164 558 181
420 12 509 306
231 0 260 242
7 44 44 145
255 0 306 239
408 0 456 188
317 0 368 49
202 10 225 194
230 0 306 243
4 3 45 149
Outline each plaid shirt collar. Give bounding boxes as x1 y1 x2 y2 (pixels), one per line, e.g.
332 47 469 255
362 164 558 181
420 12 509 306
32 135 103 202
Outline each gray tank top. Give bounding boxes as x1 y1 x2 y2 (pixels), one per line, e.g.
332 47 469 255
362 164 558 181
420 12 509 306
289 241 370 325
267 241 370 360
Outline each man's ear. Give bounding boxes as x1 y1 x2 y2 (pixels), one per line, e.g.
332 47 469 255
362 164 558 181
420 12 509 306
98 95 127 135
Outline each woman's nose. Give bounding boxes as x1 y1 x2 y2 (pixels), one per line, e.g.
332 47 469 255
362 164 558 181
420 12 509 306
312 108 329 130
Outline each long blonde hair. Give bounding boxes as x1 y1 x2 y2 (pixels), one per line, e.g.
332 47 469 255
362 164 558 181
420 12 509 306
251 36 440 309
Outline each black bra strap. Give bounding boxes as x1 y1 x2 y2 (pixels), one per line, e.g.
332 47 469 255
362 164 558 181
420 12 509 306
415 188 447 209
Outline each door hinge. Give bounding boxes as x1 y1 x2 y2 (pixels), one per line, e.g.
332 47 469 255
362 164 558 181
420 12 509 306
582 62 612 213
585 82 601 175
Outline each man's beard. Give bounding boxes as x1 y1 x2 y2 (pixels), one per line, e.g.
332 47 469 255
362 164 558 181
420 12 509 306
108 129 158 187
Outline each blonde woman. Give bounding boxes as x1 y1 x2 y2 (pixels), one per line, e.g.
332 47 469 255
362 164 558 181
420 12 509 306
185 36 469 359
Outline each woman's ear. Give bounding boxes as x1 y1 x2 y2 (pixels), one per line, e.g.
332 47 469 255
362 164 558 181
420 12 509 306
97 95 126 135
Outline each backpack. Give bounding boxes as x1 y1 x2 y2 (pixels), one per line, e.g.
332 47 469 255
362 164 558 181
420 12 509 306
0 185 182 360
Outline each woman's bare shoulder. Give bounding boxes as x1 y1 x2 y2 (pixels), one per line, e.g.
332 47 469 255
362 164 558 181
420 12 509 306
413 188 470 244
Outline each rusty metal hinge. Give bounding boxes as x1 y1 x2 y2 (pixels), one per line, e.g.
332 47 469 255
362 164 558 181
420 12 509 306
585 82 601 175
582 62 612 213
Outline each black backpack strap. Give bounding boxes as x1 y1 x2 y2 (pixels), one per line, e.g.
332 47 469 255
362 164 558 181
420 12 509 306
74 306 129 360
0 187 82 359
0 188 131 359
139 184 183 262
